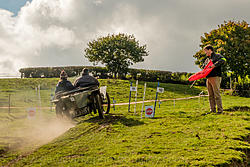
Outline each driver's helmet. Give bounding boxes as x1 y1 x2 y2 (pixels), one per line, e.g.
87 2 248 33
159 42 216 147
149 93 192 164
82 68 89 75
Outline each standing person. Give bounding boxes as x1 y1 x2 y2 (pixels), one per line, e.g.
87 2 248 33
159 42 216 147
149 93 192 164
55 70 74 94
204 45 226 114
74 68 99 88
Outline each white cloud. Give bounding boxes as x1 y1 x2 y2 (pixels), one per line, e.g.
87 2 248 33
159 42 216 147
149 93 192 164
0 0 249 76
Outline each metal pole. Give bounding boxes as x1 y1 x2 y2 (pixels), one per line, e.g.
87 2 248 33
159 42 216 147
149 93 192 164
128 82 132 112
38 84 41 111
198 94 200 106
141 82 147 119
8 94 10 114
113 97 116 111
203 93 205 106
198 91 203 109
50 89 53 112
190 80 196 88
153 79 160 117
134 80 138 115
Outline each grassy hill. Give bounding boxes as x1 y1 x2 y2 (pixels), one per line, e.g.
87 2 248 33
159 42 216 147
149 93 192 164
0 78 249 166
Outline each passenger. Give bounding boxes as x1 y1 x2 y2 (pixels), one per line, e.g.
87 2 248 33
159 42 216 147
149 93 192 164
74 68 99 88
55 70 74 94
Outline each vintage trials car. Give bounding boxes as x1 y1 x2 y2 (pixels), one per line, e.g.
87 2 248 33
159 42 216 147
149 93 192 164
52 86 110 119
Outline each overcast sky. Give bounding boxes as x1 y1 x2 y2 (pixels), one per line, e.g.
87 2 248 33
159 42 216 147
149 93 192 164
0 0 249 76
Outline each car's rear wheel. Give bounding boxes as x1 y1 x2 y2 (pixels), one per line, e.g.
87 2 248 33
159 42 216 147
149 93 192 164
93 92 105 119
101 92 111 114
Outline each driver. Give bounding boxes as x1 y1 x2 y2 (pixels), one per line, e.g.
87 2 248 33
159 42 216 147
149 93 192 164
73 68 99 88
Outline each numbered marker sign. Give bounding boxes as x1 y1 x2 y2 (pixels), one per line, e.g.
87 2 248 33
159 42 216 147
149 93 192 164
157 87 164 93
100 86 107 99
130 86 137 91
145 106 154 118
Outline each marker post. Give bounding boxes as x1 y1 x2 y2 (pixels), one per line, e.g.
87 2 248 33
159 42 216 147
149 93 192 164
153 79 160 117
134 80 138 115
198 91 204 109
38 84 42 112
158 99 161 108
113 97 116 111
8 94 11 114
141 82 147 119
128 82 132 112
50 90 54 112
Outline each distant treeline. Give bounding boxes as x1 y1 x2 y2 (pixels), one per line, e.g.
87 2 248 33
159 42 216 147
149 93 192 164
19 66 199 85
19 66 105 79
19 66 249 97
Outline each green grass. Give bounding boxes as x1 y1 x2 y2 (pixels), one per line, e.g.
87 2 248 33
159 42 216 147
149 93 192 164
0 78 249 166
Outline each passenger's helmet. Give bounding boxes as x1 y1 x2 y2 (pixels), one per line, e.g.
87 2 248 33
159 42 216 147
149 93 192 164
60 70 68 79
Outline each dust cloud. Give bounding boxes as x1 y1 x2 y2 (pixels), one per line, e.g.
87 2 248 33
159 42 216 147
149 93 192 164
0 112 75 152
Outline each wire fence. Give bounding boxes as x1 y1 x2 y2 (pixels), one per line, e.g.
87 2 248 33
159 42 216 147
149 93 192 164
0 85 55 119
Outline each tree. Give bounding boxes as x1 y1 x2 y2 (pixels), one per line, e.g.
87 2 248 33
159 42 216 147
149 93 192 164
84 33 148 78
193 20 250 79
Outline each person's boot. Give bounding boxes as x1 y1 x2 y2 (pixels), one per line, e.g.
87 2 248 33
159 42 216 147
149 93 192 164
216 99 223 114
217 110 223 114
209 97 216 114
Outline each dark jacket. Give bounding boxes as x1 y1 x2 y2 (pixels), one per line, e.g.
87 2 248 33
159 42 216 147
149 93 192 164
74 74 99 88
55 79 74 93
207 52 226 78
